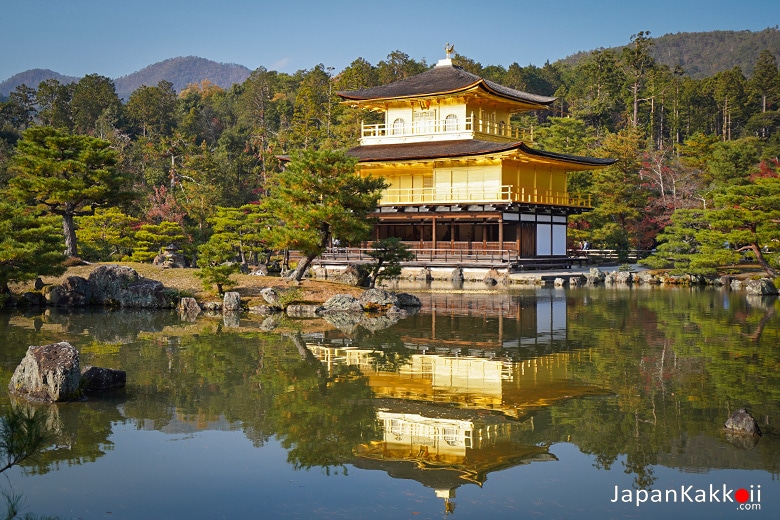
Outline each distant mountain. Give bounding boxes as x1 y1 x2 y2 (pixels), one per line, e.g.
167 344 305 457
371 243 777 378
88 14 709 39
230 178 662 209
2 29 779 99
113 56 252 100
0 57 252 100
561 27 780 79
0 68 78 97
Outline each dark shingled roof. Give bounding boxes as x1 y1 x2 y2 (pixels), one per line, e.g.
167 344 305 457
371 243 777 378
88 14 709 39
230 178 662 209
516 142 617 166
338 63 556 107
347 139 617 167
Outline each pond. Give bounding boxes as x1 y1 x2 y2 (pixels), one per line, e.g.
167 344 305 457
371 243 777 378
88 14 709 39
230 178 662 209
0 285 778 519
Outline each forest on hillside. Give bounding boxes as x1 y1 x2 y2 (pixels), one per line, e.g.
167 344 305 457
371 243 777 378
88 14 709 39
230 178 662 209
1 31 780 291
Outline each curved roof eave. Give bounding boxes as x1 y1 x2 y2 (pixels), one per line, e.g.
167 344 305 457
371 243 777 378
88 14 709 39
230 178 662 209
347 140 616 169
337 64 556 108
517 143 617 168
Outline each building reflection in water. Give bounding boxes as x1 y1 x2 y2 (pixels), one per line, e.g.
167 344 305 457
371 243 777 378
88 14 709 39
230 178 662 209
304 290 608 513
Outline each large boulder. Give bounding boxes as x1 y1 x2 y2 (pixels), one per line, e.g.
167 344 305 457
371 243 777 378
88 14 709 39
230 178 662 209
80 366 126 393
745 278 779 295
249 265 269 276
60 275 92 306
88 265 176 308
725 408 762 436
260 287 280 306
320 294 364 313
450 268 465 284
605 271 633 284
286 305 322 318
178 297 201 321
8 342 82 402
395 293 422 308
335 265 367 287
585 268 605 285
359 288 399 311
223 291 242 311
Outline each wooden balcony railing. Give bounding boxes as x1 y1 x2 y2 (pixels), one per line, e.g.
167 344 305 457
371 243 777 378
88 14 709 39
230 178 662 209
379 185 591 208
361 116 533 141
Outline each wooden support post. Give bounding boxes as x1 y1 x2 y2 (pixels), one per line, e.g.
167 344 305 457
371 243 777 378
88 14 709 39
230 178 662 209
498 216 504 250
432 216 437 250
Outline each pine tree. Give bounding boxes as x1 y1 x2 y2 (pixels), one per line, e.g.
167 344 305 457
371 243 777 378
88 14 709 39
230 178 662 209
262 149 386 282
8 126 129 258
0 201 65 301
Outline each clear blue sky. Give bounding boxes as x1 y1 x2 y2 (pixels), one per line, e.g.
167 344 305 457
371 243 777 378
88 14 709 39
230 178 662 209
1 0 777 81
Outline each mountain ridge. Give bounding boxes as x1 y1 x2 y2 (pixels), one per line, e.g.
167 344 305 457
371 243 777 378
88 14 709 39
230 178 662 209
2 28 779 98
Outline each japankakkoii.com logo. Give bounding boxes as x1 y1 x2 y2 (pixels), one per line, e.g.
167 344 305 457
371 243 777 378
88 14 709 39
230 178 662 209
611 484 761 510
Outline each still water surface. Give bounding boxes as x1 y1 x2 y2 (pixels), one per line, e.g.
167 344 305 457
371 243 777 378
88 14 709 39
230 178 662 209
0 286 778 519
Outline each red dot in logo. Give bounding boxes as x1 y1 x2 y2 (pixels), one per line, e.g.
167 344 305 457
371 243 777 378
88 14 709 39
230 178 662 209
735 488 749 503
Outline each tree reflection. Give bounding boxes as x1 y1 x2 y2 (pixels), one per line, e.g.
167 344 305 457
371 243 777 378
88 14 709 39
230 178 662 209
1 287 779 485
256 333 380 473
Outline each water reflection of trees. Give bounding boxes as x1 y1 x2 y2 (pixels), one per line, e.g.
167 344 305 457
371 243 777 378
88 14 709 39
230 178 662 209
2 288 779 485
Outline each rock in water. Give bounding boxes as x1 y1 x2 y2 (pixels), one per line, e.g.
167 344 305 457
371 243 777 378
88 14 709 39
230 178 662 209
725 408 761 436
223 291 242 311
359 288 399 311
8 342 82 402
80 366 126 393
320 294 364 313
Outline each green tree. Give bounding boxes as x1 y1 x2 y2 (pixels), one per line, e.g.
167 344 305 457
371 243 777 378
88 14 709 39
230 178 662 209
365 238 414 288
566 49 624 131
621 31 656 129
647 176 780 276
711 67 750 141
376 50 427 84
129 221 186 263
707 137 761 187
76 207 139 262
0 201 65 301
573 128 647 255
70 74 123 137
641 208 735 274
194 203 268 293
8 126 129 258
262 149 386 282
286 65 331 149
125 80 177 138
535 116 595 155
708 176 780 276
0 85 37 132
203 204 268 266
35 79 74 130
195 242 240 294
239 67 285 188
749 50 779 115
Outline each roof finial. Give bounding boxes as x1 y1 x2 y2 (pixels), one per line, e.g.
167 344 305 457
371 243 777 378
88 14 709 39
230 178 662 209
445 43 455 59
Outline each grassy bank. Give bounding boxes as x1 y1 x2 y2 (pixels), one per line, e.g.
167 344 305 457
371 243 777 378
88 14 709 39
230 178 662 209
26 262 363 307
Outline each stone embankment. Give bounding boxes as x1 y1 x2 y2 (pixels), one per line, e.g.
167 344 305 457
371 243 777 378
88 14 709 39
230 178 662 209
313 264 779 294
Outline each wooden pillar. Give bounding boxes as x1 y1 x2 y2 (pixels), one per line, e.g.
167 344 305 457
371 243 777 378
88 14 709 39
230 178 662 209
432 216 437 250
450 221 455 249
498 216 504 251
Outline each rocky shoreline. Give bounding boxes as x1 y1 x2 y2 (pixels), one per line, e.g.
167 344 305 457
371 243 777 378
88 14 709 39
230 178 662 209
5 265 779 315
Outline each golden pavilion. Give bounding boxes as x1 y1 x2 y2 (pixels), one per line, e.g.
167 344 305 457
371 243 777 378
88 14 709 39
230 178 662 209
337 45 614 269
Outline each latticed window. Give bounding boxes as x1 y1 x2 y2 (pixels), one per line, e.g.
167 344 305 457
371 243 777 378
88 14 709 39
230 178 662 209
445 114 458 132
392 118 405 135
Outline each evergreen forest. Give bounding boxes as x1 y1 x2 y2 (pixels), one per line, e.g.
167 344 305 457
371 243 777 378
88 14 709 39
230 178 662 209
2 31 780 292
